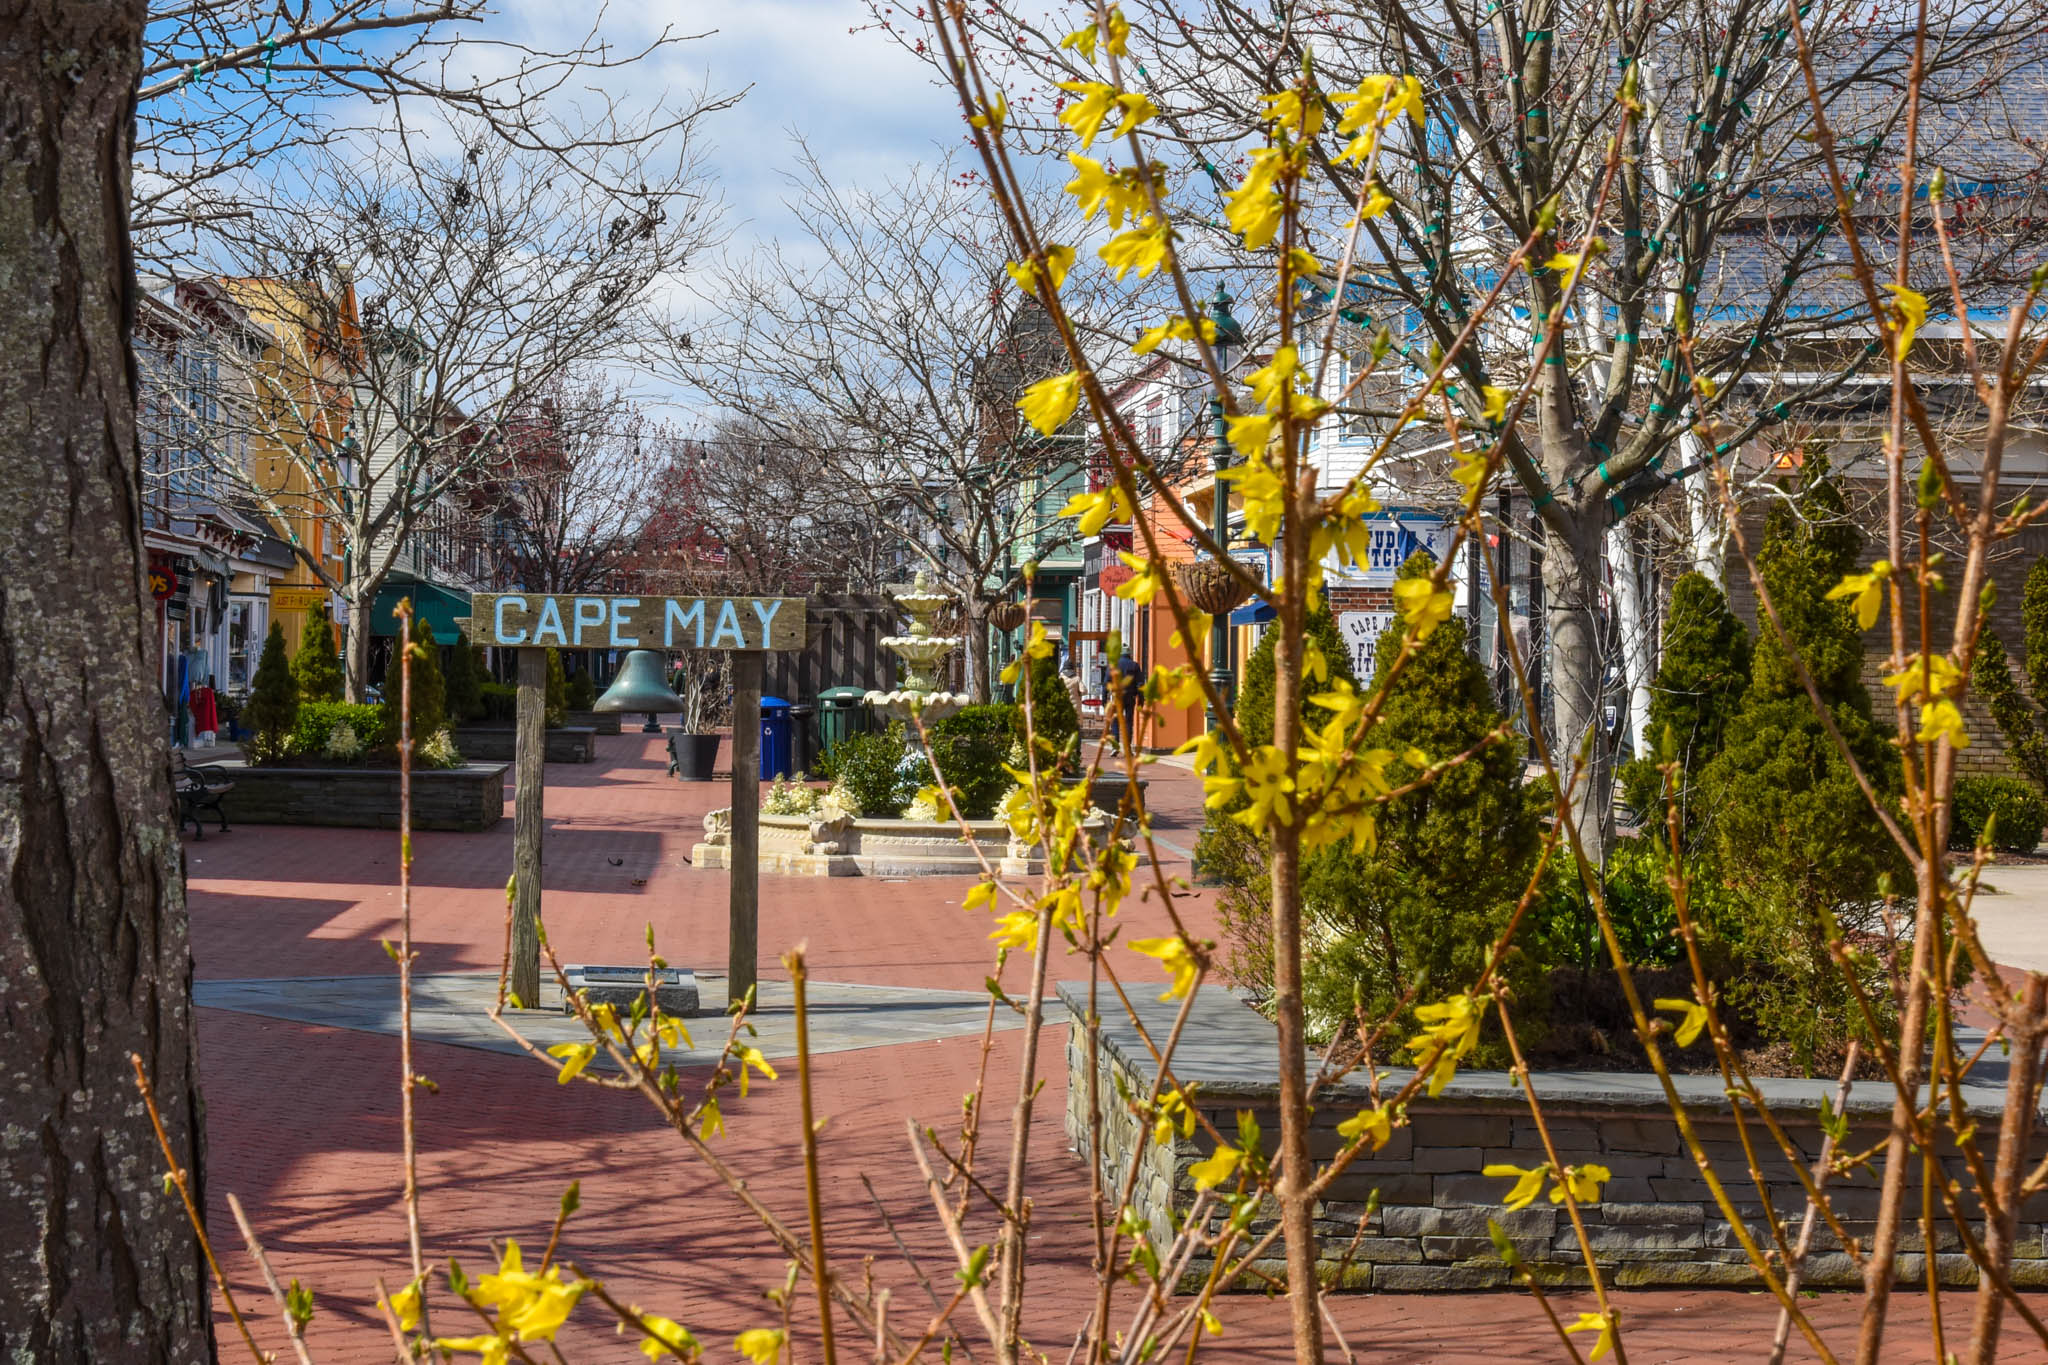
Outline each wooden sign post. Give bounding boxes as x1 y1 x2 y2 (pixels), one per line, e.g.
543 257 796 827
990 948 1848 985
470 593 806 1008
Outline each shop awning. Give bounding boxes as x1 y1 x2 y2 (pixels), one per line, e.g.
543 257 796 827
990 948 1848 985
1229 601 1276 626
371 581 471 644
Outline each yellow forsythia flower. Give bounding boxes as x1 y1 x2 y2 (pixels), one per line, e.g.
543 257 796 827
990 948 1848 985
1130 935 1200 1000
1654 997 1710 1047
1261 89 1324 136
1064 154 1148 228
1543 249 1586 289
735 1327 787 1363
382 1279 423 1331
1188 1142 1243 1190
1152 1088 1195 1146
1884 283 1927 361
1556 1163 1613 1204
735 1045 778 1097
1565 1310 1617 1361
1882 651 1964 706
1099 217 1173 280
1918 699 1970 748
1481 385 1512 424
1057 82 1155 146
1392 577 1454 640
1332 74 1424 134
1483 1163 1548 1211
1132 315 1216 355
548 1041 596 1084
435 1335 511 1365
1336 1105 1393 1149
1406 993 1482 1095
626 1308 699 1360
1825 561 1891 630
990 910 1040 951
505 1279 585 1341
1004 244 1076 295
1018 371 1083 436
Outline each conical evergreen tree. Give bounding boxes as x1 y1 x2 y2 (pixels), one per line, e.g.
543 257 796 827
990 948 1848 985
1233 597 1356 746
290 602 344 702
243 620 299 762
381 615 448 747
1302 553 1540 1047
1975 628 2048 794
1696 455 1903 1072
1619 572 1751 825
544 646 568 728
444 629 484 724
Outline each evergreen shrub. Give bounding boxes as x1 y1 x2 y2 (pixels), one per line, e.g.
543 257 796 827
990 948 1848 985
1695 457 1905 1073
444 630 486 723
928 704 1018 819
566 668 597 712
291 702 385 760
831 726 909 818
1952 774 2046 854
1015 654 1078 773
243 621 299 763
379 616 447 749
290 602 345 702
1619 572 1750 826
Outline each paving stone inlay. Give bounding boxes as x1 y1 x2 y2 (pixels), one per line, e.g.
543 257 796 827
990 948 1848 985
197 973 1068 1068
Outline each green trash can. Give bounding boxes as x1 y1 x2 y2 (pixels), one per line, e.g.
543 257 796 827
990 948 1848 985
816 685 871 760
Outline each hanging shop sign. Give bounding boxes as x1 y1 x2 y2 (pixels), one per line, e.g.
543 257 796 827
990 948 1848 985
148 560 179 601
470 593 807 651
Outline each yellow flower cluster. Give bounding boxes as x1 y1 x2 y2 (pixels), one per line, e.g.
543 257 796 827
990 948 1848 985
1406 994 1483 1096
1481 1160 1614 1210
436 1241 591 1360
1883 651 1969 748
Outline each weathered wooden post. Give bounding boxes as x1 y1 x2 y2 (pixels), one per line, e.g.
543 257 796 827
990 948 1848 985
470 590 804 1003
729 651 763 1004
512 645 545 1006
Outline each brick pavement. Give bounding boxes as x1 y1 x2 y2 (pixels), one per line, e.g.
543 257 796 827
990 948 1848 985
188 734 2046 1362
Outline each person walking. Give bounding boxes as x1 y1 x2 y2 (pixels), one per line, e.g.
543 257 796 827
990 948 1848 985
1113 650 1142 755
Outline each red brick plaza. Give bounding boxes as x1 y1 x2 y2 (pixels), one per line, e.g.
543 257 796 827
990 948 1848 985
190 733 2029 1362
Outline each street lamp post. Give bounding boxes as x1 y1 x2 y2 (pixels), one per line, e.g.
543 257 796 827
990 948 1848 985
1205 285 1245 733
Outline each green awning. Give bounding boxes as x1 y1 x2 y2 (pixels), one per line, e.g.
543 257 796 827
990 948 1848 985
371 581 471 644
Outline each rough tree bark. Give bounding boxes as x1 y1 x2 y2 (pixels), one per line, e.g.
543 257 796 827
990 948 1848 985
0 3 213 1359
346 592 376 704
1541 515 1616 862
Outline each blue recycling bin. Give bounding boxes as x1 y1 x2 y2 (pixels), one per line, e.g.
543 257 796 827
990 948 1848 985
760 696 794 779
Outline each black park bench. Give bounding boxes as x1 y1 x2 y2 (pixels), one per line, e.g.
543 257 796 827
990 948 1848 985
172 754 234 840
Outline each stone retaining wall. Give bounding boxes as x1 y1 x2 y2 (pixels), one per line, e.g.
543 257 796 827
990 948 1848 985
1059 983 2048 1291
453 727 597 763
566 710 622 735
217 762 508 831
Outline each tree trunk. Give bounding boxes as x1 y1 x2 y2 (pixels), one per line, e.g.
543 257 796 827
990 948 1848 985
1543 515 1615 862
1678 432 1729 588
0 4 213 1359
1606 521 1654 760
963 601 989 704
344 593 374 704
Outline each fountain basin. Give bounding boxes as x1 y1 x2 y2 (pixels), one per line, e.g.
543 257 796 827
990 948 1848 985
691 808 1114 877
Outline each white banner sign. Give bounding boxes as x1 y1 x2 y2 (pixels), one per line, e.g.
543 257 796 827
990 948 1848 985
1358 518 1456 584
1337 611 1396 683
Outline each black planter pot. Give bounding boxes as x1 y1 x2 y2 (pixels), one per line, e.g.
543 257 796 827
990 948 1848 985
669 731 720 782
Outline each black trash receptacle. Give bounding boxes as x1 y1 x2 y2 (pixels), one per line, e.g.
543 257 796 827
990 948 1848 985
759 696 793 779
788 702 816 775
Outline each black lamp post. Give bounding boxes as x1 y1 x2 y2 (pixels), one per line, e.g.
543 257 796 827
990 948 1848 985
1205 284 1246 731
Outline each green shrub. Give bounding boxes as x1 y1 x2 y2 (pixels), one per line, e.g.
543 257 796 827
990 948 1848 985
291 702 385 760
1619 572 1751 829
1297 554 1543 1052
1015 654 1078 773
928 704 1018 819
545 647 568 728
1528 836 1689 974
243 621 299 763
1975 629 2048 794
566 667 597 711
1232 598 1353 748
444 630 485 723
1952 774 2046 853
379 616 447 749
479 681 518 724
290 601 344 702
1696 456 1905 1073
831 726 909 818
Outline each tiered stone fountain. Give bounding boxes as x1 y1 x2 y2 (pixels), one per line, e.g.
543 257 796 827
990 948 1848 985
863 571 971 724
694 573 1087 877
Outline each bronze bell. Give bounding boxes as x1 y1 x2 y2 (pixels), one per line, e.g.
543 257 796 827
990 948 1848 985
594 649 685 732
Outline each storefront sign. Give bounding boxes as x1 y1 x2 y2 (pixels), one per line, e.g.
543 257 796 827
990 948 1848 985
1356 518 1455 585
470 593 807 651
271 586 328 612
148 561 179 600
1337 611 1396 682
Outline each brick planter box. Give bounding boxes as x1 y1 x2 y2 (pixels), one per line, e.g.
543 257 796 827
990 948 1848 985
1060 982 2048 1291
566 709 622 735
452 726 596 763
215 761 507 831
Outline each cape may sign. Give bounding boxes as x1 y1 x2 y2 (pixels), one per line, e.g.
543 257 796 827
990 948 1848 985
471 593 806 651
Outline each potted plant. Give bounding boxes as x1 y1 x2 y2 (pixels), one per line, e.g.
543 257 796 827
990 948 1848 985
669 652 723 782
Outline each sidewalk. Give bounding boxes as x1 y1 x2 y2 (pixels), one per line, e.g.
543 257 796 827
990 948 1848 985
186 734 2013 1362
